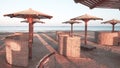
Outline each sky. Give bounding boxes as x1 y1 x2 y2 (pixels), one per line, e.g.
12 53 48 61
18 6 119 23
0 0 120 26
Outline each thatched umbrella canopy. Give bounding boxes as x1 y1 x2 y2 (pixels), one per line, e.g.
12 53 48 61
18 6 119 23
4 8 52 59
4 8 52 19
21 19 45 24
102 19 120 32
62 20 81 36
71 14 103 45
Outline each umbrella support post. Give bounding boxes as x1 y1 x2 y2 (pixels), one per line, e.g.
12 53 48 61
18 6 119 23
84 20 89 45
71 23 73 37
112 23 116 32
29 24 33 59
28 42 32 59
28 18 33 59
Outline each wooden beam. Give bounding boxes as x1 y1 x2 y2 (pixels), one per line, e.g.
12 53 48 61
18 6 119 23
74 0 85 3
90 0 108 9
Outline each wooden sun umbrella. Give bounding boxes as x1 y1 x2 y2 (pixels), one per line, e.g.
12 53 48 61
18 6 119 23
4 8 52 59
71 14 103 45
101 19 120 32
62 20 81 37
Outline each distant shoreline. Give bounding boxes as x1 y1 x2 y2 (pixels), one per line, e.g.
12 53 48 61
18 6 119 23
0 25 120 27
0 26 119 32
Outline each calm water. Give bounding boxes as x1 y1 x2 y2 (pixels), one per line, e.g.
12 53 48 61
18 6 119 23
0 26 119 32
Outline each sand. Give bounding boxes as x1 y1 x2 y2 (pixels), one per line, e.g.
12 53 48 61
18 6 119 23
0 31 120 68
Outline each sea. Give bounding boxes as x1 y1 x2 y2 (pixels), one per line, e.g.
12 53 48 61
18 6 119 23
0 26 119 32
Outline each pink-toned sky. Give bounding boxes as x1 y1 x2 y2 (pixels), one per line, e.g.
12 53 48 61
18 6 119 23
0 0 120 26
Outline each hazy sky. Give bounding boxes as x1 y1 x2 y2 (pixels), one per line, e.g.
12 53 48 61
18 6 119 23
0 0 120 26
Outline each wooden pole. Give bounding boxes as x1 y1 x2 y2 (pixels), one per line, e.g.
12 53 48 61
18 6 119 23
112 23 116 32
27 17 33 59
71 23 73 37
84 20 89 45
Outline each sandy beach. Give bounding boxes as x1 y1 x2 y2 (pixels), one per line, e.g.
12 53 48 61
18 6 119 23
0 31 120 68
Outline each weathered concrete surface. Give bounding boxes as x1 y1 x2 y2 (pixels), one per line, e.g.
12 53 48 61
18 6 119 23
97 32 119 46
64 36 80 58
5 35 28 67
58 34 69 55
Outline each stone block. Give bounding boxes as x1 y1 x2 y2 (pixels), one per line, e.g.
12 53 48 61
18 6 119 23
98 32 119 46
58 34 69 55
5 34 28 67
64 36 80 58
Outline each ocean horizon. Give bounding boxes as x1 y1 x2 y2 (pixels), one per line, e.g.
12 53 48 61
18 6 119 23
0 26 119 32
